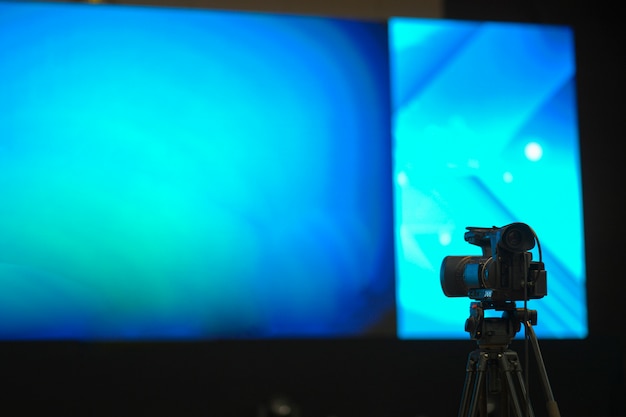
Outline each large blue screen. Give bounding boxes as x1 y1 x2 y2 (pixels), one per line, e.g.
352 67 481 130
390 18 587 339
0 2 395 340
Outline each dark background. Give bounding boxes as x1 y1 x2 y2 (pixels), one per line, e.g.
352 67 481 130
2 1 624 416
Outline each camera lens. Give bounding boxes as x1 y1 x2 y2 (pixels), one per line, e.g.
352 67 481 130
440 256 470 297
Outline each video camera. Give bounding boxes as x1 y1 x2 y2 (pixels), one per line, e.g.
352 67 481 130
440 222 547 304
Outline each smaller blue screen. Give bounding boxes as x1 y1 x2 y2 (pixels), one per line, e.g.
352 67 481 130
0 2 395 340
390 18 587 339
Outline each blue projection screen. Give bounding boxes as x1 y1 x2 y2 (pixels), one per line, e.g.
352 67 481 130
390 18 587 339
0 2 395 340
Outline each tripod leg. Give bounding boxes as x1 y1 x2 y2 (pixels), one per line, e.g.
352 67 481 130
512 361 534 417
466 352 489 417
499 351 534 417
458 353 477 417
459 351 488 417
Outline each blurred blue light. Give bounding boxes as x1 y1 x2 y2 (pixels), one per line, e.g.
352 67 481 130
0 2 394 340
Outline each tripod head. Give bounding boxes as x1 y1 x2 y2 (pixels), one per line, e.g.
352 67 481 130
465 301 537 349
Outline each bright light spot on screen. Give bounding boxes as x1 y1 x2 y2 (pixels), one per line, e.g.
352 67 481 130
397 171 409 186
439 230 452 246
503 171 513 183
524 141 543 161
467 159 480 169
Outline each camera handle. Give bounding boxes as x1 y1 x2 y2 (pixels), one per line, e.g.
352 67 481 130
458 302 561 417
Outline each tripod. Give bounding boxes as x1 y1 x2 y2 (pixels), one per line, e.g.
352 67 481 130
457 301 561 417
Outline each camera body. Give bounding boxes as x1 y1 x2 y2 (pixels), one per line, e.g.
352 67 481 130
440 223 547 303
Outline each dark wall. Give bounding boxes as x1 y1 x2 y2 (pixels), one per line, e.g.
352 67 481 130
2 1 625 416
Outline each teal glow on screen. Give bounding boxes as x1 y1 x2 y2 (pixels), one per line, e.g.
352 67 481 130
390 18 587 339
0 2 395 339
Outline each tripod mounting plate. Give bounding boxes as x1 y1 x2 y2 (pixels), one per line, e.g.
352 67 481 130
465 301 537 348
